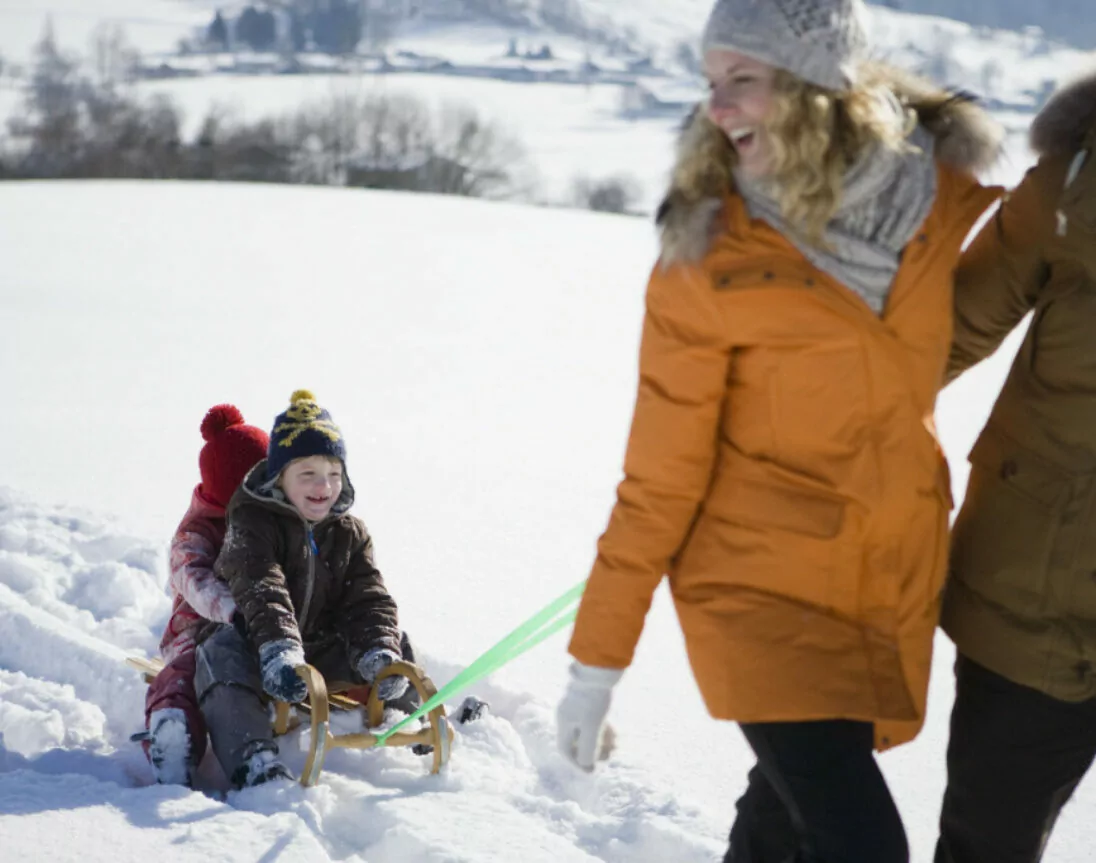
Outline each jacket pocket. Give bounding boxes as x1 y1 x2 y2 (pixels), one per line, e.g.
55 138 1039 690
708 478 845 538
966 424 1070 510
950 425 1068 605
674 478 852 613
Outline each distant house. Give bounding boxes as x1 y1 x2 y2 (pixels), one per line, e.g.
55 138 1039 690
224 53 283 75
134 62 203 81
620 80 704 118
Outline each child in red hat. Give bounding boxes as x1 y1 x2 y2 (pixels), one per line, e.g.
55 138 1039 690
135 404 268 785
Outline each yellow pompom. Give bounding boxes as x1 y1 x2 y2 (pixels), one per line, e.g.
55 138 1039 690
290 389 316 404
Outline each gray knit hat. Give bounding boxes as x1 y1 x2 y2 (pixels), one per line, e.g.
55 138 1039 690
700 0 869 92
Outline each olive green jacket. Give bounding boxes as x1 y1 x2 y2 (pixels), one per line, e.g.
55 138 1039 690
944 71 1096 701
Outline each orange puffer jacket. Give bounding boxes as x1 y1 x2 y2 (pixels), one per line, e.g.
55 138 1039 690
569 68 1003 750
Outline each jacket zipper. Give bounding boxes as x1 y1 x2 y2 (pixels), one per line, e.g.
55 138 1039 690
299 524 317 630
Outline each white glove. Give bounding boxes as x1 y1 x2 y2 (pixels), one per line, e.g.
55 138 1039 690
556 661 624 772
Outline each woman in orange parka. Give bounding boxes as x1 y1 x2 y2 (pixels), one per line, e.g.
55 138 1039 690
555 1 1002 860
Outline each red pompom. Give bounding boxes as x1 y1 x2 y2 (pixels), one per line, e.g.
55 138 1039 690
200 404 245 441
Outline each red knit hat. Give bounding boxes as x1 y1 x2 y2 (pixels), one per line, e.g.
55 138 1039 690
198 405 270 508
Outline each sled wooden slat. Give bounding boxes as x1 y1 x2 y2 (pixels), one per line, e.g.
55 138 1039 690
126 655 165 685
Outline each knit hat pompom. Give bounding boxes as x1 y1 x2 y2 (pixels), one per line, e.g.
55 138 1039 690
200 404 246 441
267 389 346 479
197 404 269 508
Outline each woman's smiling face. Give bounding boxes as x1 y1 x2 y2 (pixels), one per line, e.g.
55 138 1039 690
704 49 779 178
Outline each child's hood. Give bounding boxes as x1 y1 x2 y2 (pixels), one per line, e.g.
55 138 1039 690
180 483 227 527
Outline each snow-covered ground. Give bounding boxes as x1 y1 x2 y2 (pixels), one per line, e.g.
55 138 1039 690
0 179 1093 861
130 71 684 208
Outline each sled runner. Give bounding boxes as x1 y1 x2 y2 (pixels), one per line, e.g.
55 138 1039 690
127 655 454 786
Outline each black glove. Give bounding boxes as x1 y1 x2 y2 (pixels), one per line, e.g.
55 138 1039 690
258 639 308 703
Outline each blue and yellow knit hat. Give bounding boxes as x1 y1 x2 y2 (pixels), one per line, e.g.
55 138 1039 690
267 390 346 479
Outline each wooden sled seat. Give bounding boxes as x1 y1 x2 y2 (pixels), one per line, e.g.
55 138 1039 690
126 655 454 786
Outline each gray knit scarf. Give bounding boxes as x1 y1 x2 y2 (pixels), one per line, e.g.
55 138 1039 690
734 124 937 315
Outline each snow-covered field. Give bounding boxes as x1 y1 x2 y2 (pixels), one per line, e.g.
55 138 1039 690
0 179 1093 862
132 71 685 208
2 2 1092 209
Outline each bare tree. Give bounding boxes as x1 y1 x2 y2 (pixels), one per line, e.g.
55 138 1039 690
428 103 527 197
277 92 530 199
6 18 84 176
572 174 641 214
90 23 139 90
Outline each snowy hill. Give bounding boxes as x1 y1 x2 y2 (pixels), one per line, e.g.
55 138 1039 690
0 0 211 62
1 180 1095 861
873 0 1096 49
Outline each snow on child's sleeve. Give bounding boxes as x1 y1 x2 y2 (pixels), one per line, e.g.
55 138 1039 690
169 524 236 624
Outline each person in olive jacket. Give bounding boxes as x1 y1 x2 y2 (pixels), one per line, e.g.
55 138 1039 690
937 68 1096 863
194 390 414 788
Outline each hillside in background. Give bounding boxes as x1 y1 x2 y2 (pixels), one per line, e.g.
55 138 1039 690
874 0 1096 49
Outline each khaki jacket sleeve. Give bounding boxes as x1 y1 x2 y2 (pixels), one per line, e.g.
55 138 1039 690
568 261 733 669
946 160 1059 383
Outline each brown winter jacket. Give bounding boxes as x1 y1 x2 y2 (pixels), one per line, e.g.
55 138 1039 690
943 70 1096 702
568 67 1003 750
208 460 402 664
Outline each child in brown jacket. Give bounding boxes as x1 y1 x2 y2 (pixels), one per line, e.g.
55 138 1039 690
194 390 416 787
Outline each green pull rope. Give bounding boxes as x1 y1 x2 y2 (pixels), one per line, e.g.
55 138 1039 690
374 579 586 745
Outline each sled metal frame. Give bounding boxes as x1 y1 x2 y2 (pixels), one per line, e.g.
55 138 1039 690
126 656 454 787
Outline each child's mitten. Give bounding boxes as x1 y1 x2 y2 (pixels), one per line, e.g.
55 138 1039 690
357 647 409 702
259 639 308 703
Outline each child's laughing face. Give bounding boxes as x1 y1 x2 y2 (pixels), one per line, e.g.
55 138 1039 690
280 455 343 522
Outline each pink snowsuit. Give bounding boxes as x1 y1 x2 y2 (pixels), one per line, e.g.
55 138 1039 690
145 486 238 761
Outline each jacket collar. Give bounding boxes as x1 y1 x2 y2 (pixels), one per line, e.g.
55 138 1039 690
656 63 1003 266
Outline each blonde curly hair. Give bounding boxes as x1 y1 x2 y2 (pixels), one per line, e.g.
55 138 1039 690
763 69 918 245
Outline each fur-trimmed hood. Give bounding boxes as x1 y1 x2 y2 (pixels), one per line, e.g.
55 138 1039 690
1031 69 1096 159
657 64 1004 266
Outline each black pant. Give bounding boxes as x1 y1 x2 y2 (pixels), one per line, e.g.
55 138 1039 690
725 719 908 863
935 654 1096 863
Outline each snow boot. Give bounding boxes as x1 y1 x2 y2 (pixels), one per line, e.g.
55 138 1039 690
408 696 489 757
457 695 490 725
131 707 194 786
232 742 294 789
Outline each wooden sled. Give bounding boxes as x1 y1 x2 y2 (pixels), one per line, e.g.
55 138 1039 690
126 655 454 787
